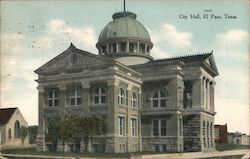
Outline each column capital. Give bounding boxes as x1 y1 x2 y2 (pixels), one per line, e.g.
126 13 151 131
81 80 90 89
127 84 133 91
107 79 120 86
210 81 216 87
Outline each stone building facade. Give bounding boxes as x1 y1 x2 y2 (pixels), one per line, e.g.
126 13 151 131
35 10 219 153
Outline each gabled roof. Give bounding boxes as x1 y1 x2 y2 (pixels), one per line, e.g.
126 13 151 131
0 107 17 124
153 52 212 63
35 43 111 74
151 51 219 76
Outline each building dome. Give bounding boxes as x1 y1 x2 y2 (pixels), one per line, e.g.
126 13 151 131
96 11 153 66
98 12 151 43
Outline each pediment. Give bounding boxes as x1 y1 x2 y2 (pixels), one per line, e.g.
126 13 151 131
35 44 108 74
203 54 219 76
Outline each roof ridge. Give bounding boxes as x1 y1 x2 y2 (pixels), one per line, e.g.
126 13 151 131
153 51 213 62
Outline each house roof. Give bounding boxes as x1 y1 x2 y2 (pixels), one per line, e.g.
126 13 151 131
153 53 212 63
0 107 17 124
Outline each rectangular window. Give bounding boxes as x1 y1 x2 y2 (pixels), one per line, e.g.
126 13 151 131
118 116 125 136
161 120 166 136
152 119 167 136
131 118 137 136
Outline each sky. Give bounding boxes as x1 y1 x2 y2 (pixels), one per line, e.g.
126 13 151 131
0 0 249 134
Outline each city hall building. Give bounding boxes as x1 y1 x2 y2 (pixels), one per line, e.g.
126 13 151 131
35 10 219 153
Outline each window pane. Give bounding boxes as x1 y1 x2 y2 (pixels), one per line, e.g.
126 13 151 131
77 98 81 105
153 100 158 107
153 91 158 98
133 101 136 108
160 100 166 107
94 97 99 104
101 88 105 94
54 99 58 106
49 100 52 107
71 98 75 106
49 92 53 98
161 120 166 136
101 96 106 103
94 88 99 94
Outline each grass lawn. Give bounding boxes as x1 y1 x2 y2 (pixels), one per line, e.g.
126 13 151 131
216 143 250 151
1 147 130 158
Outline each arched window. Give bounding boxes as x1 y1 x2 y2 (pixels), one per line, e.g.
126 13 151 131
131 92 137 108
94 87 106 104
14 120 20 138
118 88 126 106
70 88 81 106
8 128 11 139
151 90 167 108
48 90 59 107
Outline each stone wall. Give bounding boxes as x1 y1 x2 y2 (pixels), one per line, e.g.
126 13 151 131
183 114 201 152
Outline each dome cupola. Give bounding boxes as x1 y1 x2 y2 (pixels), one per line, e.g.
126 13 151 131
96 11 153 66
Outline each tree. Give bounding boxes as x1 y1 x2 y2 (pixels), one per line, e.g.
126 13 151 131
80 117 107 154
20 126 28 145
45 117 62 152
28 126 38 145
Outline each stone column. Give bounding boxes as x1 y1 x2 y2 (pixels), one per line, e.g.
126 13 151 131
137 42 140 52
126 42 129 52
107 43 109 54
81 80 90 116
210 82 215 112
203 78 207 109
206 80 210 110
176 113 183 152
138 88 142 151
37 85 46 151
192 76 203 108
144 44 147 53
126 84 132 152
106 79 120 152
177 77 184 108
116 42 119 52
